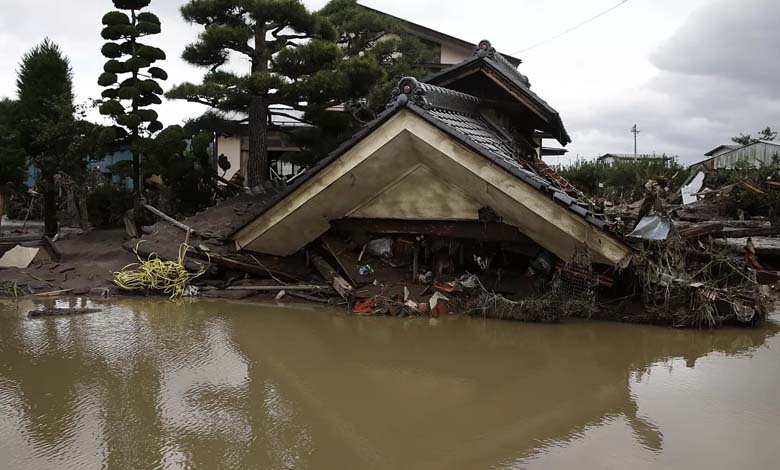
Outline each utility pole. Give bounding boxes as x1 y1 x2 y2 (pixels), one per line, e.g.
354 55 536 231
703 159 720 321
631 124 641 157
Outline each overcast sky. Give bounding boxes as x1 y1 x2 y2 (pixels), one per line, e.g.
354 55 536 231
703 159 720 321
0 0 776 164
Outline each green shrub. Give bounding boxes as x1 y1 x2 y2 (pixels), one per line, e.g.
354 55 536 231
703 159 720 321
87 185 133 228
558 159 686 201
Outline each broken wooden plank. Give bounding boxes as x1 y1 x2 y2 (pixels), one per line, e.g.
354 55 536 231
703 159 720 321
321 236 359 286
33 289 74 297
202 251 301 283
713 227 780 239
41 235 62 262
0 234 43 243
311 253 354 301
679 223 724 239
712 237 780 256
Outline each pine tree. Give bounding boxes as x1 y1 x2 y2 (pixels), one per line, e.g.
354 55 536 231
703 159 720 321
0 99 25 189
17 39 76 236
168 0 384 189
98 0 167 194
320 0 437 114
757 126 777 142
0 99 25 223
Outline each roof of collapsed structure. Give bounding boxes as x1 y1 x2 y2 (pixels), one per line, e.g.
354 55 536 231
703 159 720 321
207 78 610 241
171 42 618 260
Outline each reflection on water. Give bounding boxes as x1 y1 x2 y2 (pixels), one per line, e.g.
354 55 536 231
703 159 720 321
1 298 779 470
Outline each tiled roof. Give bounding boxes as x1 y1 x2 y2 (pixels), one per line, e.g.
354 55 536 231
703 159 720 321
424 40 571 146
396 79 607 229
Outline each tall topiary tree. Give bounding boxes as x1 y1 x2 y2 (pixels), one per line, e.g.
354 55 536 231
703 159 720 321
168 0 383 189
98 0 167 194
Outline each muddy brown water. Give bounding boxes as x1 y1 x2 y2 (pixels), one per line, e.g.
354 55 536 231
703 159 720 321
1 298 780 470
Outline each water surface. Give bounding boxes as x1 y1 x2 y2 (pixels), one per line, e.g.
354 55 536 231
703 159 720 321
1 298 779 469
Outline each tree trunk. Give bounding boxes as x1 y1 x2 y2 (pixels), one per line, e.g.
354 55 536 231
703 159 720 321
247 96 268 189
131 9 142 197
0 191 5 232
132 149 141 194
43 174 58 237
76 185 92 232
246 22 269 189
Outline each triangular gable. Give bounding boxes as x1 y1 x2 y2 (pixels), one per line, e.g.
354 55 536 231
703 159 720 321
349 164 483 220
234 108 630 267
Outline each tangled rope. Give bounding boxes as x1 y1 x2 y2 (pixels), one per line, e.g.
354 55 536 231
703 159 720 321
114 242 208 300
0 281 22 298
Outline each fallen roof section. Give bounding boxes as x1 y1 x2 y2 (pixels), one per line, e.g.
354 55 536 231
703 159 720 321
231 78 631 267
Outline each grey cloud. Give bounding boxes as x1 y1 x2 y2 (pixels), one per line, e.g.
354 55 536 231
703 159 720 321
566 0 780 164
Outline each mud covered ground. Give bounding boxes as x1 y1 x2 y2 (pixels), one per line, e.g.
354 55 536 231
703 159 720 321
0 229 135 296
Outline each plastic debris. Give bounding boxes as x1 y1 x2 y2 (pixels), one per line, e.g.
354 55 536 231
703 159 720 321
366 238 393 258
628 215 673 241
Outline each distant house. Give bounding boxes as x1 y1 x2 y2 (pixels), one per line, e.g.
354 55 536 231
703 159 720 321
216 5 524 186
596 153 674 167
703 144 739 159
25 147 134 189
692 141 780 171
356 4 522 72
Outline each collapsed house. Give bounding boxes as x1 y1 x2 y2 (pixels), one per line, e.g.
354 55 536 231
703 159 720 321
130 41 769 327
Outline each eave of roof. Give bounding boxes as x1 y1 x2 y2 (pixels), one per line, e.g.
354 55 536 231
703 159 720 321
703 144 739 157
542 147 569 156
356 4 523 67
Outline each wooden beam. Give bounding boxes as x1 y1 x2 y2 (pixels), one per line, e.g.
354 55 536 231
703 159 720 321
41 235 62 262
201 251 301 283
321 236 358 286
226 285 331 292
714 227 780 239
331 218 535 244
311 253 353 301
143 204 197 236
679 223 724 239
0 235 44 243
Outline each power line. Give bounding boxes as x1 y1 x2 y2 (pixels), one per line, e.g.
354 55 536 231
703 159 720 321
510 0 630 55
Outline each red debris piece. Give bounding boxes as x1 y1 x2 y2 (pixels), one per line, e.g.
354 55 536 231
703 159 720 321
353 298 378 314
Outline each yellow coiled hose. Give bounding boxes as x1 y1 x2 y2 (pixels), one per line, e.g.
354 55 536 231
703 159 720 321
114 242 208 300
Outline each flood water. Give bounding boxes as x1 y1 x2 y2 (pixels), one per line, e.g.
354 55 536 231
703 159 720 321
1 298 780 470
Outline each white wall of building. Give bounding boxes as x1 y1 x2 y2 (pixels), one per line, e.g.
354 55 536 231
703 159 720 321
440 43 471 65
217 136 242 181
